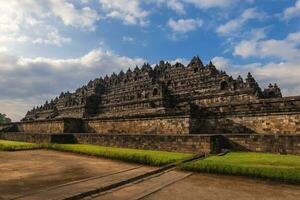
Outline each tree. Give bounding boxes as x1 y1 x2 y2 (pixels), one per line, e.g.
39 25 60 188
0 113 11 124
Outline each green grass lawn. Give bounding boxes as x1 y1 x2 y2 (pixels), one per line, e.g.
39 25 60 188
182 152 300 184
0 140 41 151
43 144 193 166
1 140 300 183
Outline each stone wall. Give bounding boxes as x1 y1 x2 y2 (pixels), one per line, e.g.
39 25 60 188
0 132 52 143
64 118 84 133
194 113 300 134
84 115 191 135
1 132 299 155
192 96 300 134
16 120 65 133
74 134 215 154
0 123 17 132
223 134 300 155
0 118 83 134
1 115 192 135
2 112 300 135
0 132 77 144
0 132 215 154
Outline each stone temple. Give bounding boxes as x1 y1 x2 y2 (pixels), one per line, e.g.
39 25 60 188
19 56 300 135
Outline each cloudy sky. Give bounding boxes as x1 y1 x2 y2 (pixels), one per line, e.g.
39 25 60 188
1 0 300 121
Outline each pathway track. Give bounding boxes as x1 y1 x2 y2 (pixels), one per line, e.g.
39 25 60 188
11 166 144 200
2 150 299 200
10 154 204 200
88 170 192 200
65 154 204 200
13 166 153 200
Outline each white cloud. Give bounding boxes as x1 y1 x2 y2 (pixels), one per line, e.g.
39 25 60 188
0 1 47 33
234 31 300 61
0 0 99 48
0 46 8 52
97 0 242 26
234 40 258 58
169 58 190 65
212 56 231 70
287 31 300 45
48 0 99 31
155 0 186 14
32 27 72 47
0 35 29 44
217 8 265 35
284 0 300 19
211 56 300 97
167 18 203 33
0 49 145 121
99 0 149 26
258 40 299 61
0 98 41 122
184 0 236 9
243 61 300 96
150 0 246 14
81 0 90 4
166 0 185 14
247 28 267 41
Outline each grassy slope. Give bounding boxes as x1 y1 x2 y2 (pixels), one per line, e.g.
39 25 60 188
44 144 193 166
0 140 41 151
182 152 300 183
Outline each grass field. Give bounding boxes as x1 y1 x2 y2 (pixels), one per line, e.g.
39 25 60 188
182 152 300 183
43 143 193 166
1 140 300 183
0 140 41 151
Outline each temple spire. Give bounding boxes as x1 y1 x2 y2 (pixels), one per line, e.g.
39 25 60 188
188 56 203 67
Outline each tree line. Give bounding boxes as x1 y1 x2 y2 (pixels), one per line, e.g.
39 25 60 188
0 113 11 124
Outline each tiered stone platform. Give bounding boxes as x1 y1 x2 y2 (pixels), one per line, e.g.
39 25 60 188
1 57 300 155
1 132 299 155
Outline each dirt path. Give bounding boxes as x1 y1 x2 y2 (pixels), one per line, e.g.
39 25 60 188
1 150 299 200
141 173 300 200
0 150 151 200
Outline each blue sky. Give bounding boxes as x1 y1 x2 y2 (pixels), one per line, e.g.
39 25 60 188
0 0 300 121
